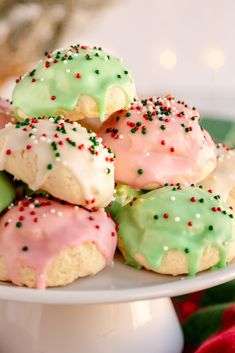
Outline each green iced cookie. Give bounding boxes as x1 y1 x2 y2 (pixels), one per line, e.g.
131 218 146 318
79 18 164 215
0 172 15 212
13 44 135 121
117 185 235 275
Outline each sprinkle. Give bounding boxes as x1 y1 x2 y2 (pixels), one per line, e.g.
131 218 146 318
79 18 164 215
57 211 63 217
6 149 11 155
188 221 193 227
47 164 53 170
153 214 159 220
94 69 100 74
22 246 28 252
184 248 190 253
163 213 169 219
163 246 169 251
195 213 201 219
137 169 144 175
50 208 56 214
170 196 176 201
76 73 81 79
95 225 100 229
170 147 175 153
208 225 214 231
161 140 166 145
16 221 22 228
51 96 56 101
190 197 196 202
174 217 180 222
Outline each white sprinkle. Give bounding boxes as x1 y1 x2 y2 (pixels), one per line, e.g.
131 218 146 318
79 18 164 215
29 204 35 209
40 78 44 82
56 157 61 162
48 58 53 63
42 213 47 218
67 51 72 55
30 135 35 140
170 196 176 201
66 69 71 73
63 60 68 64
7 218 12 223
32 128 37 133
74 206 79 210
174 217 180 222
57 211 63 217
34 199 39 204
163 245 169 251
33 140 38 145
49 117 54 122
40 136 46 142
63 161 68 166
119 135 124 139
146 152 150 157
195 213 201 219
74 53 78 57
47 138 51 144
50 208 56 214
5 122 13 128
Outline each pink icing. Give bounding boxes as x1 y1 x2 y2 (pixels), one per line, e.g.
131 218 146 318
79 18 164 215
0 98 15 129
0 197 117 289
99 96 216 188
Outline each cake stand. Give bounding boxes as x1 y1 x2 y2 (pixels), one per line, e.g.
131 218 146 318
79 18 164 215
0 254 234 353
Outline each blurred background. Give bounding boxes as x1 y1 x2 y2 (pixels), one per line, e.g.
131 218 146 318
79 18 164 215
0 0 234 139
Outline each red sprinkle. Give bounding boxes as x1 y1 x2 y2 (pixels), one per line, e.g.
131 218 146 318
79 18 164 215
30 211 36 216
6 149 11 155
33 217 38 223
51 96 56 101
190 197 196 202
163 213 169 219
170 147 175 153
161 140 166 146
89 216 94 221
111 232 116 237
188 221 193 227
95 225 100 229
19 216 24 221
26 145 32 150
76 73 81 79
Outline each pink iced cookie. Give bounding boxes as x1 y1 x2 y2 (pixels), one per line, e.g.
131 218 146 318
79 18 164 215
0 98 15 129
99 95 216 189
0 197 117 289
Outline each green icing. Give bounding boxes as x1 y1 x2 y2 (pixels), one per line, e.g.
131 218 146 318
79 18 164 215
117 186 235 275
0 172 15 212
107 183 143 219
12 44 135 121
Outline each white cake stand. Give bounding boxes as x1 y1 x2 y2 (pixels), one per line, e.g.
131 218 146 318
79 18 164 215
0 254 235 353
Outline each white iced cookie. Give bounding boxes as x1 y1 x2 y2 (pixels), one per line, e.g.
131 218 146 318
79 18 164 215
199 144 235 208
0 117 115 209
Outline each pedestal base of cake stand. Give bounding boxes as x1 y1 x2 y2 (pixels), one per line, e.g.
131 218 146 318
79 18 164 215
0 297 183 353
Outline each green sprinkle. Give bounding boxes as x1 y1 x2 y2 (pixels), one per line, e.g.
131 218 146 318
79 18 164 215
153 215 159 220
16 222 22 228
22 246 28 252
124 70 128 74
160 125 166 130
117 74 121 79
47 164 53 170
208 225 214 231
199 198 204 203
184 248 190 253
229 214 234 218
131 128 136 133
95 69 100 75
125 112 131 117
137 169 144 175
116 116 121 121
136 122 141 126
106 168 111 174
